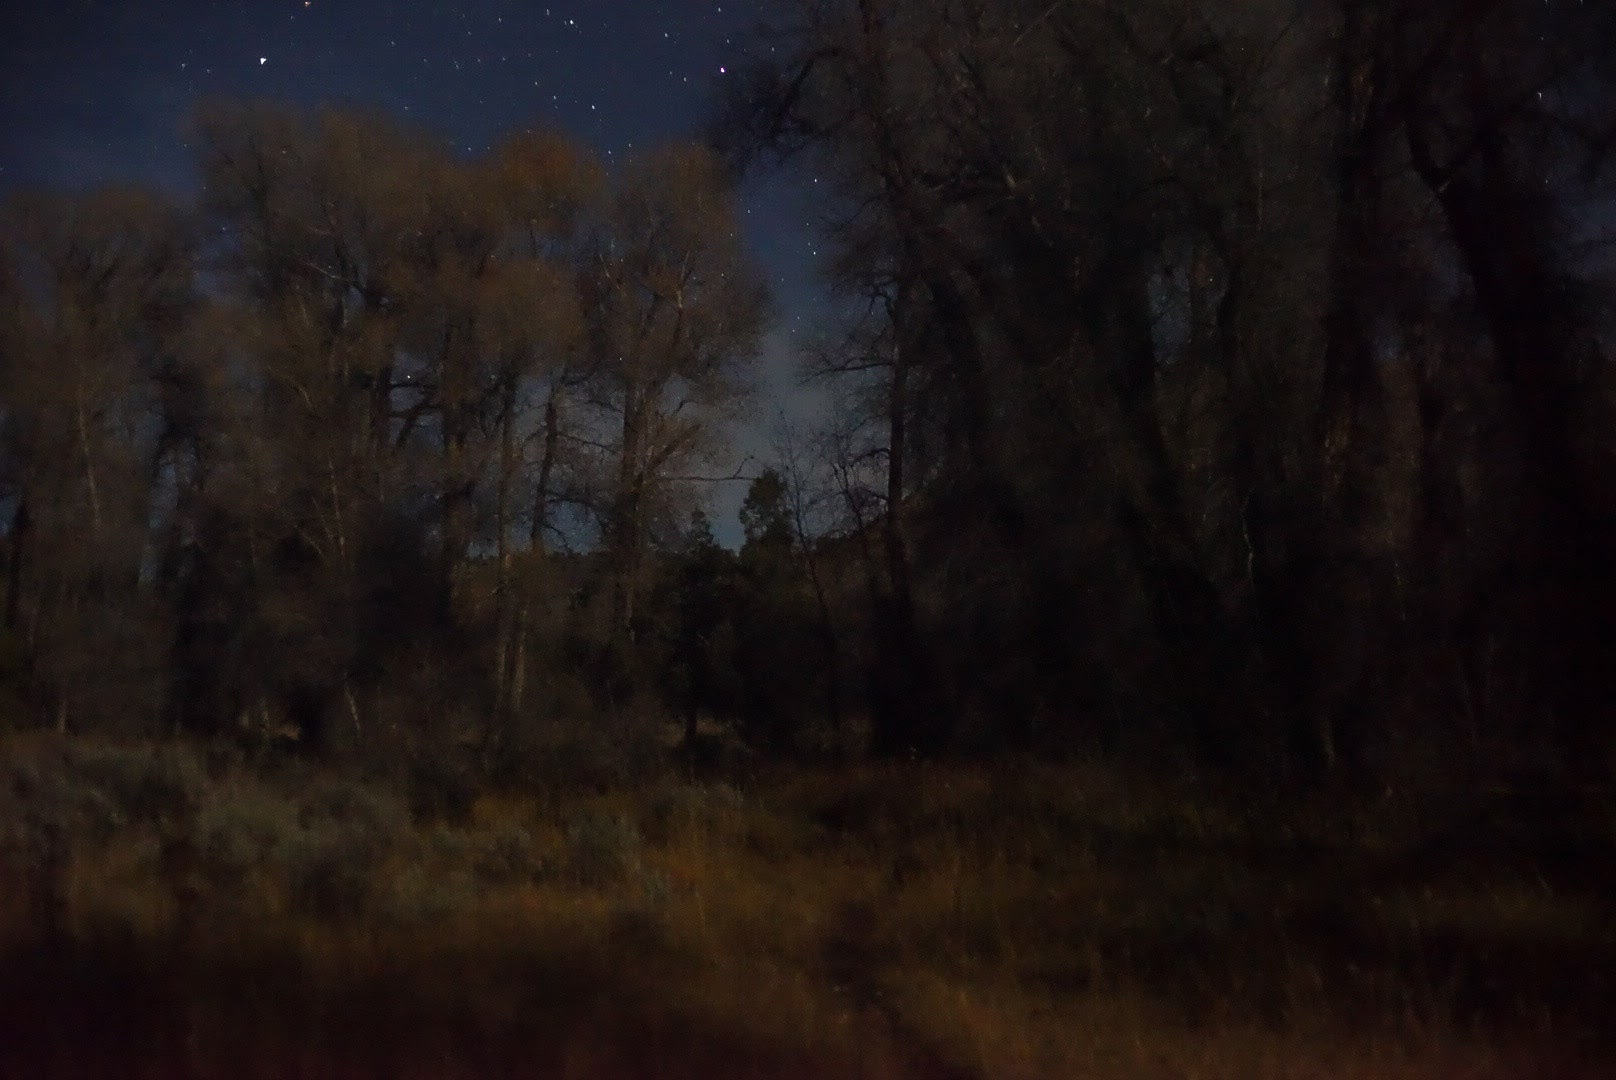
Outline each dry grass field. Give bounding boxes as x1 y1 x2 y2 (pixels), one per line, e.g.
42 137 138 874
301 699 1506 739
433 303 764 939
2 734 1612 1078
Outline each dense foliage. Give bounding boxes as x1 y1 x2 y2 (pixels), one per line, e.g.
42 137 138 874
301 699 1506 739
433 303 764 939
4 0 1616 792
716 0 1616 778
0 109 766 776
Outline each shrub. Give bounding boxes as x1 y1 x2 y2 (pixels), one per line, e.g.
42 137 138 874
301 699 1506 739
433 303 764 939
265 777 412 919
284 818 396 920
382 862 479 924
643 782 743 846
64 741 205 829
3 747 126 856
299 778 410 837
423 821 471 863
192 783 301 890
635 864 672 907
471 822 537 886
564 810 642 887
408 754 478 824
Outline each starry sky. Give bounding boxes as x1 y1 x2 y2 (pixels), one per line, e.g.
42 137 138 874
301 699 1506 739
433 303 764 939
0 0 828 542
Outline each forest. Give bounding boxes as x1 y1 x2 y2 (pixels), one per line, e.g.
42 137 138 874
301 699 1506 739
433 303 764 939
3 1 1615 1076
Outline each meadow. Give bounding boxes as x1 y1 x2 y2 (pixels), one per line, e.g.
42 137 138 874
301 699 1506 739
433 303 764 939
2 732 1612 1078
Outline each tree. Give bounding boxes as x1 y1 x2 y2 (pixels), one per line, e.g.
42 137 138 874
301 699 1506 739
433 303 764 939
189 103 433 748
660 509 737 745
739 468 794 561
0 188 195 733
190 104 605 757
724 0 1616 777
581 144 768 661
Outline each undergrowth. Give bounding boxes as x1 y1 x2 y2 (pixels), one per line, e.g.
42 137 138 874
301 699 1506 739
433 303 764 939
1 734 1612 1078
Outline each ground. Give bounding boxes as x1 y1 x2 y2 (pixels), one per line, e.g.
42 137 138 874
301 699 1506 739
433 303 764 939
1 735 1612 1078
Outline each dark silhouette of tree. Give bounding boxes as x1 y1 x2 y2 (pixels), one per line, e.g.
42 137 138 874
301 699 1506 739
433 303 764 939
719 0 1616 779
581 144 768 660
0 188 196 733
739 468 794 559
5 4 1615 796
659 509 736 746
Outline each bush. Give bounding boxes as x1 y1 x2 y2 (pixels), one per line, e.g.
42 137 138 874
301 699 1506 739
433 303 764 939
635 864 672 907
192 783 301 890
643 782 743 846
382 862 479 924
64 741 205 829
299 778 410 836
508 696 673 793
283 783 405 921
564 810 642 887
284 820 391 920
2 747 126 857
471 822 537 886
422 821 471 862
408 754 478 824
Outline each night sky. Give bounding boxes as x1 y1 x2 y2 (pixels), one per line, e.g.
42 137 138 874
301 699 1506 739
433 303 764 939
0 0 826 543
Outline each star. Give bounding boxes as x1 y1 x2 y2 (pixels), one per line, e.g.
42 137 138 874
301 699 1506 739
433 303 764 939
259 57 267 65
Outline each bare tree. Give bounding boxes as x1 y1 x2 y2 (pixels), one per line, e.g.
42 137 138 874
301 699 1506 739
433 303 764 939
581 144 768 655
0 188 195 732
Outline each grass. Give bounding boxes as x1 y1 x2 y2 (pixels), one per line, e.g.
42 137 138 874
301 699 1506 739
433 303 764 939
1 734 1613 1077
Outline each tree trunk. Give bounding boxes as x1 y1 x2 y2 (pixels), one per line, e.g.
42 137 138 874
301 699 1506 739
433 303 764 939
530 388 561 554
612 390 647 644
1410 127 1616 773
5 493 27 632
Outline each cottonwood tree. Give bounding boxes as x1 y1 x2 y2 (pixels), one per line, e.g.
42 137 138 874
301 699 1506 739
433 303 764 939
725 0 1616 776
0 189 195 732
580 144 767 665
190 103 438 747
191 105 590 754
1391 0 1616 772
439 131 597 760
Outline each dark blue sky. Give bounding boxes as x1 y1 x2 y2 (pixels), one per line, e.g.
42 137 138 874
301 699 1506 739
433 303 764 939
0 0 828 542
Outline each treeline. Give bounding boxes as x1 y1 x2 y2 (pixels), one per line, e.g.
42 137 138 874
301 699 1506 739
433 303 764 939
713 0 1616 780
5 0 1616 789
0 104 769 777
